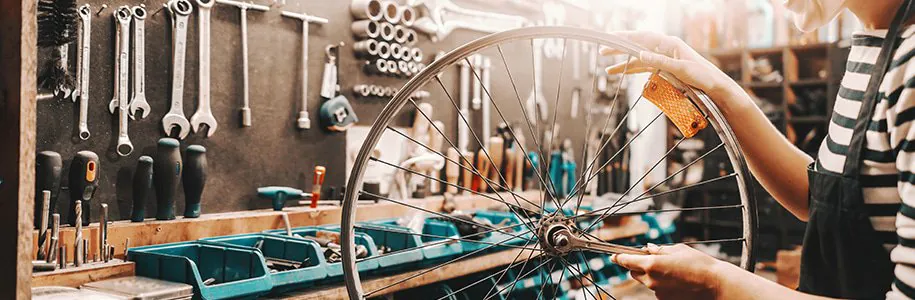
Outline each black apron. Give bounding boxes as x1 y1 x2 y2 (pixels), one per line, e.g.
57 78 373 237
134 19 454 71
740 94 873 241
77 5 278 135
797 1 915 298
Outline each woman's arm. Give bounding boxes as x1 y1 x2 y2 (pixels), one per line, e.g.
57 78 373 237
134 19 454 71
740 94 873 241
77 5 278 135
604 31 813 220
611 244 833 300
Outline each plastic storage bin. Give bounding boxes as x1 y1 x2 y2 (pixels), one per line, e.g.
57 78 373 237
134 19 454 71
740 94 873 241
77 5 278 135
199 233 326 293
322 221 425 272
128 241 273 300
263 227 380 278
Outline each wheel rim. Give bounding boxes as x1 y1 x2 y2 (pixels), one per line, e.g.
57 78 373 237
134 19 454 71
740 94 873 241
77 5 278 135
341 26 757 299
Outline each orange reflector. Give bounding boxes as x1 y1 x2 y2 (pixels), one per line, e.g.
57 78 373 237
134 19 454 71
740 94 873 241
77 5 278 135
641 72 707 138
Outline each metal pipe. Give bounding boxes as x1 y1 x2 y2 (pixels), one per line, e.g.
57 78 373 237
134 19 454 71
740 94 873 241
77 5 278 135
401 46 413 62
389 42 402 60
351 20 380 39
405 28 418 46
386 60 398 76
379 22 396 41
380 0 400 24
376 41 391 59
411 47 423 62
394 25 409 44
350 0 383 21
400 5 416 27
353 39 379 58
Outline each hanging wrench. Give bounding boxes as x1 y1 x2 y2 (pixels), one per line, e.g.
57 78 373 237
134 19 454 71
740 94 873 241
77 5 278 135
215 0 270 127
162 0 193 139
190 0 218 136
526 39 548 123
129 6 151 119
76 5 91 140
109 7 133 156
280 10 330 130
471 54 481 110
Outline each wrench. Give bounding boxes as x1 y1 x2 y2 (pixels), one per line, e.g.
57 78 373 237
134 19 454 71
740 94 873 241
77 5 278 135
162 0 192 139
129 6 151 120
409 0 527 42
109 7 133 156
76 5 91 140
280 10 330 130
215 0 270 127
190 0 217 136
471 54 481 110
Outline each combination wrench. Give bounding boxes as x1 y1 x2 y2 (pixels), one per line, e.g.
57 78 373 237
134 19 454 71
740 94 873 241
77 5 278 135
109 7 134 156
129 6 151 120
280 10 329 130
190 0 218 136
76 5 91 140
162 0 193 139
216 0 270 127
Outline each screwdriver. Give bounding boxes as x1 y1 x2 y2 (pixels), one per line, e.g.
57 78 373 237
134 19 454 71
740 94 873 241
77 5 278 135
68 151 98 226
183 145 207 218
154 138 182 220
310 166 326 208
35 151 62 229
131 156 153 222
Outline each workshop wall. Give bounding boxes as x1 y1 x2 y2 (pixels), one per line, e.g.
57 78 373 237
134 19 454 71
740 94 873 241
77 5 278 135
37 0 607 222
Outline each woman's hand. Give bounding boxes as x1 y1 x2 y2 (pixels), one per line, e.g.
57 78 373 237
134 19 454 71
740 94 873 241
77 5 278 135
601 31 749 111
612 243 724 300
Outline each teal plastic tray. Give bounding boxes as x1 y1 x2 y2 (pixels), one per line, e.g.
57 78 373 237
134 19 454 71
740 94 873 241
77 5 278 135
322 221 425 272
127 241 273 300
263 227 380 278
199 233 326 293
395 283 459 300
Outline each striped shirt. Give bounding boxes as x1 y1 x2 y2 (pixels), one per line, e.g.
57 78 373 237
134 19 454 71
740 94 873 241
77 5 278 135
815 26 915 299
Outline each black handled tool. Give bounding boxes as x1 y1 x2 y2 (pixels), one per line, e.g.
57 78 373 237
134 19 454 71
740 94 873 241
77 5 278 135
182 145 207 218
154 138 182 220
68 151 98 226
131 156 153 222
36 151 62 229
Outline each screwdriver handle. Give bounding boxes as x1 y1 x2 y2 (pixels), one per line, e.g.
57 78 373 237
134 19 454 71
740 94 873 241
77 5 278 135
310 166 326 208
182 145 207 218
68 151 98 226
131 156 154 222
36 151 62 229
154 138 182 220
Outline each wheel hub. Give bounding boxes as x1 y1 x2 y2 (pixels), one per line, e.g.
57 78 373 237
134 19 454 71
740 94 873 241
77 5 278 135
538 215 578 256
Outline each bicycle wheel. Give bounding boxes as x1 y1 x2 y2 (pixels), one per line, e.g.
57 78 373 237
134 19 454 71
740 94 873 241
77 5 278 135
341 26 757 299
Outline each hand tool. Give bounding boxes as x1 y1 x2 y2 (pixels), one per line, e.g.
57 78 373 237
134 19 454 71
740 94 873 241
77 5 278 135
471 55 482 110
377 41 391 59
109 6 133 156
190 0 217 136
410 0 526 42
473 148 490 192
445 148 459 194
526 39 548 122
107 245 114 262
257 186 310 211
570 87 580 118
73 200 82 267
128 6 151 120
76 5 92 140
37 191 50 260
182 145 207 218
32 260 57 272
84 239 90 262
124 238 130 257
379 22 396 42
100 203 108 262
36 151 62 229
281 213 292 236
68 151 98 226
37 0 78 100
514 133 525 190
351 20 381 39
319 43 359 132
488 136 504 190
215 0 270 128
310 166 326 208
400 5 416 27
380 1 400 24
163 0 192 138
429 120 445 194
281 10 329 130
353 39 378 59
350 0 383 21
59 245 67 269
131 156 153 222
504 146 516 190
481 56 492 140
47 214 60 263
154 138 182 220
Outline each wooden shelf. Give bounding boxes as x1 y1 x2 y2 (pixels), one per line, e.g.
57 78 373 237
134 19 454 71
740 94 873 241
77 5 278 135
272 218 650 299
32 260 134 288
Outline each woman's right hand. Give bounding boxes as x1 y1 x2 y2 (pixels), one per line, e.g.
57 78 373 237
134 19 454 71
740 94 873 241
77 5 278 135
602 31 750 111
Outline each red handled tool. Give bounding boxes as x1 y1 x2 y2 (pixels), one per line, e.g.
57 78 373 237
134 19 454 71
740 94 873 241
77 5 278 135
310 166 326 208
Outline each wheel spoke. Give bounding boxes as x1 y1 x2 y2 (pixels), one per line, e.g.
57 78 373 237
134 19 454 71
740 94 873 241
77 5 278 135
356 222 533 264
557 256 598 300
359 191 536 243
573 204 744 218
483 257 554 300
437 237 539 300
483 237 540 299
364 233 540 297
536 260 558 300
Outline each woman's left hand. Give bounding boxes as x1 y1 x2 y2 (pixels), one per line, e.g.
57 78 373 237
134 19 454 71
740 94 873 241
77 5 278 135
612 243 724 300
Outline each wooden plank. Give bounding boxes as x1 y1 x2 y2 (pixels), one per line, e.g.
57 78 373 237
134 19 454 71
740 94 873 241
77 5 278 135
0 0 37 298
273 218 649 299
31 261 134 288
32 191 542 260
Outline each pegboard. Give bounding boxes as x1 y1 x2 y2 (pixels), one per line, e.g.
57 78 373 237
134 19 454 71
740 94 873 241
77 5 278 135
36 0 613 222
